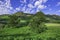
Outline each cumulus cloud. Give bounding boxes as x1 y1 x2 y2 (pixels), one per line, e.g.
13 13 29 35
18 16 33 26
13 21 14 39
16 7 20 11
19 0 48 13
23 8 31 13
0 0 48 14
35 0 47 9
28 4 34 8
38 5 47 9
34 1 41 6
34 0 48 6
0 0 13 15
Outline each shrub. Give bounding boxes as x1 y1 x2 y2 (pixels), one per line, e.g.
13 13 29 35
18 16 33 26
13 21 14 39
47 37 56 40
28 11 47 33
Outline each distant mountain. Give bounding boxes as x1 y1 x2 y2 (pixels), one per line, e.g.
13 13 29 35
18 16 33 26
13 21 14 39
45 14 60 23
46 14 60 20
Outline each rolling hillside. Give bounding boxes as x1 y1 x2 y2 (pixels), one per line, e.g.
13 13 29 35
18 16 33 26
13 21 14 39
0 12 60 40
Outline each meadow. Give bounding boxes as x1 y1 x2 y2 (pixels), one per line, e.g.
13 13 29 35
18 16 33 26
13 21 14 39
0 23 60 40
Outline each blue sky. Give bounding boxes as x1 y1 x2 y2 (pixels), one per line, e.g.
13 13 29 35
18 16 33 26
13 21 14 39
0 0 60 15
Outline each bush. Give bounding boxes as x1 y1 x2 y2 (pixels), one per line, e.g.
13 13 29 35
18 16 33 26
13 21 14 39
28 11 47 33
0 24 5 29
47 37 56 40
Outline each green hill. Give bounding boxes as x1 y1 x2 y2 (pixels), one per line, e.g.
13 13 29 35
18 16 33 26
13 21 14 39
0 12 60 40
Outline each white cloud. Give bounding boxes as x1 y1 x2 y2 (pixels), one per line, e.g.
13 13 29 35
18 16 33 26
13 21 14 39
22 6 26 11
9 7 13 10
27 0 48 13
24 8 30 13
38 5 47 9
28 4 34 8
20 0 26 3
38 0 48 3
14 0 48 13
30 10 36 13
17 0 48 14
5 0 11 8
16 7 20 11
33 0 48 10
34 1 42 6
0 0 48 14
56 2 60 6
0 0 13 15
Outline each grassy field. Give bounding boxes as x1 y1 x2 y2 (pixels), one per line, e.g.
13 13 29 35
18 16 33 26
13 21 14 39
39 23 60 40
0 23 60 40
45 23 60 26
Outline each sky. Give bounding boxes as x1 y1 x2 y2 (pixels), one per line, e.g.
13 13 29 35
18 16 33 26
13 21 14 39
0 0 60 15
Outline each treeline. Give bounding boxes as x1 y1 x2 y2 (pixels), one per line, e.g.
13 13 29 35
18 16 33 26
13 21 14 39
0 11 47 33
0 11 60 29
45 14 60 23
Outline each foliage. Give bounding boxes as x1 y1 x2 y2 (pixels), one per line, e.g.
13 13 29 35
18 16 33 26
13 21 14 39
45 14 60 23
7 15 20 28
29 11 47 33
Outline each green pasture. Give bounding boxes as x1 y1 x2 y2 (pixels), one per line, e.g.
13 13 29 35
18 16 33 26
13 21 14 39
0 23 60 40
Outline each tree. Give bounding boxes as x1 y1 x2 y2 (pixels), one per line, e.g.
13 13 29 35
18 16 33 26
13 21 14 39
7 15 20 28
29 11 47 33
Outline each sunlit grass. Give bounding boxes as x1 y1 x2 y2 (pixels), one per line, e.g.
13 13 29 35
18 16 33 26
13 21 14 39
45 23 60 26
